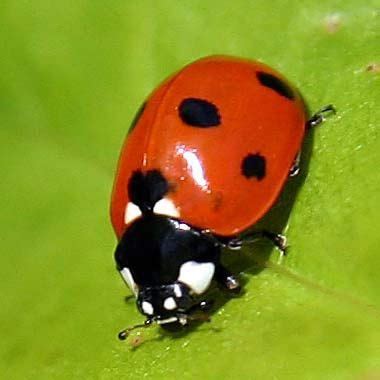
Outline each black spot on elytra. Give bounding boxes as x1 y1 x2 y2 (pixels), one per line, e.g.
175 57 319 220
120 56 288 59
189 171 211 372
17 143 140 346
241 154 266 180
256 72 295 100
128 101 146 135
178 98 221 127
128 170 169 213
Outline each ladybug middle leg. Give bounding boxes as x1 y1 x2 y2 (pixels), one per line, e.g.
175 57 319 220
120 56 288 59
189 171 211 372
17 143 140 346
213 230 287 294
214 265 241 294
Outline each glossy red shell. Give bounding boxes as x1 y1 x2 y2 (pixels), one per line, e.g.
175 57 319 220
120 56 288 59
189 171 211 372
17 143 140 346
111 56 307 239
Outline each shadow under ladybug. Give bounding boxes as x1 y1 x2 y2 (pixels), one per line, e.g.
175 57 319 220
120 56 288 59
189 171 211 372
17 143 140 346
110 56 336 342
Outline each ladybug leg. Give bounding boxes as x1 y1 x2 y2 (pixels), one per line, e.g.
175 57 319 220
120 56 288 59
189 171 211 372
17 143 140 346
289 151 301 177
261 231 287 255
231 231 287 255
291 105 335 178
291 105 336 178
307 104 336 129
214 265 241 294
188 299 214 315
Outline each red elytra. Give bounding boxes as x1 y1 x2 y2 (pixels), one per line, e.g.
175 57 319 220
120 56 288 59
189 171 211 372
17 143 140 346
111 56 307 239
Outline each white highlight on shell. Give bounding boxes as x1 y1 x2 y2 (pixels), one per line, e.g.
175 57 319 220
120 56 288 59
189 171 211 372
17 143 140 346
153 198 180 218
178 261 215 295
163 297 177 310
142 301 154 316
182 150 208 190
124 202 142 224
120 267 138 296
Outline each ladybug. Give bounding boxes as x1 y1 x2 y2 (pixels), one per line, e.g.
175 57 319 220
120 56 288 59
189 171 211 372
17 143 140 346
110 56 334 339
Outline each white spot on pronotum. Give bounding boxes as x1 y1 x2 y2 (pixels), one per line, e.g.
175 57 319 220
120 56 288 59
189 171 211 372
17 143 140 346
142 301 154 316
120 267 138 296
178 261 215 295
124 202 142 224
163 297 177 310
173 284 182 298
153 198 180 218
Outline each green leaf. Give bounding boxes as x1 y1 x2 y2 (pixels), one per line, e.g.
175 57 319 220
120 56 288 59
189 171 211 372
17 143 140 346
1 1 379 379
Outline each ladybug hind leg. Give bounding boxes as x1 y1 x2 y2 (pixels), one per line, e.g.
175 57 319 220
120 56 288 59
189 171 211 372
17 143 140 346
228 231 287 255
306 104 336 129
291 104 336 178
289 151 301 177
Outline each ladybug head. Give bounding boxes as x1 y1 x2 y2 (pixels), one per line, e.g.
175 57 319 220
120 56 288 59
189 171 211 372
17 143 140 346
136 282 193 323
118 285 213 340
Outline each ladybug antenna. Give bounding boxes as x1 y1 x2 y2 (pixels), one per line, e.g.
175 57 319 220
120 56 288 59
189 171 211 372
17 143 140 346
118 318 154 341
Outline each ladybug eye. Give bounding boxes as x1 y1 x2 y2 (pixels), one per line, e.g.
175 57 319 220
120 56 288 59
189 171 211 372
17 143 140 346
256 72 295 100
178 98 221 127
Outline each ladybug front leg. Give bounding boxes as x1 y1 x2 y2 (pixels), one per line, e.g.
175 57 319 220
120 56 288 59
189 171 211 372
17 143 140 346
214 265 241 294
